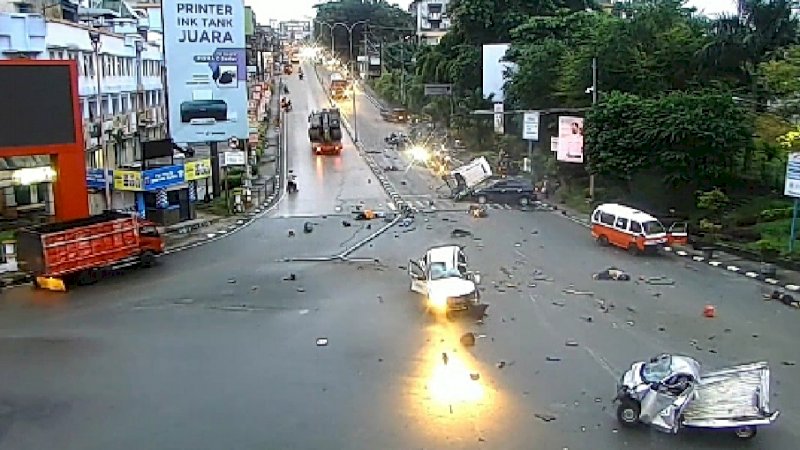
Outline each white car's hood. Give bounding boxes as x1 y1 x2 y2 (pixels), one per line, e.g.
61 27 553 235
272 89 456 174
428 277 476 297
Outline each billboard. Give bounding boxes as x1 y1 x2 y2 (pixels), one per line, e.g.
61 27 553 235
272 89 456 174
557 116 584 163
482 44 515 102
162 0 248 144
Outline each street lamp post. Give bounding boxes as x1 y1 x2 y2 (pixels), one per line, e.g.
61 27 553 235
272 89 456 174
88 27 111 211
134 38 144 161
332 20 367 143
588 57 597 200
314 21 335 57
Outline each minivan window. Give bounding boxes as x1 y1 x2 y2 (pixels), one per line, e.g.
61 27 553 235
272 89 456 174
615 218 628 229
630 221 642 233
599 212 615 226
642 221 665 235
430 262 461 280
593 210 601 222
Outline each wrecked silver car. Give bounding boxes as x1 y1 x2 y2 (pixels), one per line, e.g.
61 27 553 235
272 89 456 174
615 354 779 440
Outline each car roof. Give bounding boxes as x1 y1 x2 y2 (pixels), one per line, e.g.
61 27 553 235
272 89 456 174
426 245 461 264
594 203 658 222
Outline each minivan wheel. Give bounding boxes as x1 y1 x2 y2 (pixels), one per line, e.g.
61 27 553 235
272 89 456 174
597 235 609 246
140 251 156 268
518 196 530 206
628 244 640 256
477 195 488 204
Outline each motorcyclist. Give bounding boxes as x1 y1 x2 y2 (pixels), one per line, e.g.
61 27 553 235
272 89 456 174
298 68 304 79
287 171 298 193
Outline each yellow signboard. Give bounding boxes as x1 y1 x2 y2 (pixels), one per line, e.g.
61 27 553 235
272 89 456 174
113 170 143 191
185 158 212 181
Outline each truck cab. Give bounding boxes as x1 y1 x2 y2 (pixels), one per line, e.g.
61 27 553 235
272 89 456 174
408 245 482 317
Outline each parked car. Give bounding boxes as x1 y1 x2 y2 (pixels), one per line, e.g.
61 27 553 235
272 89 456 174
468 178 536 206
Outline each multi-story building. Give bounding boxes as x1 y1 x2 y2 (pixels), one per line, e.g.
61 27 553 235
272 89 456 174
0 0 166 214
408 0 450 45
279 20 311 43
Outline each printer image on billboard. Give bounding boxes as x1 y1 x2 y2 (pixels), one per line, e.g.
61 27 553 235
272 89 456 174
180 99 228 123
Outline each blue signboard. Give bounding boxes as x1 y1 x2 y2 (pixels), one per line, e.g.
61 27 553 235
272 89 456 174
86 168 110 189
143 165 186 191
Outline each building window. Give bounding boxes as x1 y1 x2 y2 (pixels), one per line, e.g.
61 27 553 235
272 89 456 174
121 95 129 113
14 2 34 13
85 54 94 77
88 99 97 121
86 149 102 169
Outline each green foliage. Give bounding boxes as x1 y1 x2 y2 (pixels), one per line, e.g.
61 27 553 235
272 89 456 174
585 91 753 186
696 188 730 217
759 207 794 222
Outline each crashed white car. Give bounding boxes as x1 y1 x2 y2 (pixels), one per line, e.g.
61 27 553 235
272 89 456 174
408 245 482 317
615 354 779 440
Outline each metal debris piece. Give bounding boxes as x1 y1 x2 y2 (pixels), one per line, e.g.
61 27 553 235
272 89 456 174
297 287 305 293
299 309 309 315
644 276 675 285
282 274 296 281
342 221 352 227
470 373 480 381
528 283 537 288
451 228 473 238
534 413 557 422
316 338 328 346
593 268 630 281
782 360 796 366
514 243 521 247
626 306 636 313
227 278 236 284
658 326 666 332
497 361 506 369
565 340 579 347
303 222 314 233
625 320 635 326
460 332 477 347
563 289 594 296
580 315 593 323
546 356 562 362
551 301 566 307
251 286 259 291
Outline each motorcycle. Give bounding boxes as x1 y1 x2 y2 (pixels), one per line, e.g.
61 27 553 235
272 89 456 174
299 72 304 80
287 174 298 194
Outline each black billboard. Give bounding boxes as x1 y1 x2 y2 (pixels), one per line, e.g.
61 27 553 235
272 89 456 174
0 64 77 148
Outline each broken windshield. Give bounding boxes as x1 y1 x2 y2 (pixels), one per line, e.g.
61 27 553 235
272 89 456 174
430 262 462 280
641 355 673 383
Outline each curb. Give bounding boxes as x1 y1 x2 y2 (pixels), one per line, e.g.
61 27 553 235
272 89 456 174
537 201 798 292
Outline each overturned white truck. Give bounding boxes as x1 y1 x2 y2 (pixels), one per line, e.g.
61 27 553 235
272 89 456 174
443 157 493 200
615 354 779 440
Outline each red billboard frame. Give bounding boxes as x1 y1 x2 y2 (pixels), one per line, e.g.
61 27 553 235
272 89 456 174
0 59 89 221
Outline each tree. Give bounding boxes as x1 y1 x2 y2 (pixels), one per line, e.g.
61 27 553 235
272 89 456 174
585 91 754 188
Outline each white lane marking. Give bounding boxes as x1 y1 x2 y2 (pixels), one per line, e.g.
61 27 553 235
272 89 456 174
387 203 396 211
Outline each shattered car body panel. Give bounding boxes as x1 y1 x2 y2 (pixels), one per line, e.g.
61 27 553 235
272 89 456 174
616 354 779 439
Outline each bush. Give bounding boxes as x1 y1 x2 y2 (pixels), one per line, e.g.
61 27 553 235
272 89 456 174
759 207 794 222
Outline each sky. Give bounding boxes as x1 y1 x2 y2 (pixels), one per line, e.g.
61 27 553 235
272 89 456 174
245 0 737 25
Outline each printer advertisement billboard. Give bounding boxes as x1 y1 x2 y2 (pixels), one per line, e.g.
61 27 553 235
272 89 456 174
162 0 248 144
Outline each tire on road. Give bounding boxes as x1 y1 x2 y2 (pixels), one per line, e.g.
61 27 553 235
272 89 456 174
616 400 641 427
518 196 531 206
597 235 609 246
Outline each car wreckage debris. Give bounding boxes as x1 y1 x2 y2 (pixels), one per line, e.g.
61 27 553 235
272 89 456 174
593 267 630 281
534 413 557 422
451 228 472 238
460 332 477 347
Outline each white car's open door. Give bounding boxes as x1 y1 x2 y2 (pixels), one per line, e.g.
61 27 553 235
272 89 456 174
408 260 427 294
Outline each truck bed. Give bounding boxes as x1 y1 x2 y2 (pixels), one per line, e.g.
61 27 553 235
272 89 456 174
682 361 773 424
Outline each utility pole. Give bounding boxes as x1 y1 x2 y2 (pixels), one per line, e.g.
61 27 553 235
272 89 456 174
589 56 597 201
134 38 143 161
88 27 111 211
399 37 405 105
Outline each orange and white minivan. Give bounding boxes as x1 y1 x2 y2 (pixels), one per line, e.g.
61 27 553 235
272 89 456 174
591 203 687 255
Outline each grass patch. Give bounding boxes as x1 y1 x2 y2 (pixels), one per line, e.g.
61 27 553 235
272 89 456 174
0 230 15 241
724 195 792 226
559 189 593 215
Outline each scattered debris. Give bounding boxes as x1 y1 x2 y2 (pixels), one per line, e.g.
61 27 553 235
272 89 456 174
316 338 328 346
534 413 557 422
546 356 562 362
657 326 666 332
299 309 309 315
625 306 636 313
565 340 579 347
282 274 296 281
460 332 477 347
470 373 481 381
580 316 593 323
303 222 314 233
528 283 537 288
782 360 796 366
227 278 236 284
497 361 507 369
251 285 259 291
451 228 473 238
625 320 635 326
297 287 306 293
703 305 716 318
342 221 352 227
593 267 631 281
288 229 295 237
514 243 521 247
399 218 414 227
551 301 565 307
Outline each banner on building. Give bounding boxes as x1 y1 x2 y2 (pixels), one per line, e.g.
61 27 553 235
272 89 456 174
162 0 248 144
185 158 212 181
143 165 186 191
114 170 143 191
556 116 584 163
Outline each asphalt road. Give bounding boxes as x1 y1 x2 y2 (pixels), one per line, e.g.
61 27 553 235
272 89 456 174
0 61 796 450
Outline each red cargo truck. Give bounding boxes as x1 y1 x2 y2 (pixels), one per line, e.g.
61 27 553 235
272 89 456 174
16 212 165 290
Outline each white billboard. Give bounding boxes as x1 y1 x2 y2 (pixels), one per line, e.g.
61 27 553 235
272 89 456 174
522 111 540 140
557 116 584 163
482 43 514 102
162 0 248 144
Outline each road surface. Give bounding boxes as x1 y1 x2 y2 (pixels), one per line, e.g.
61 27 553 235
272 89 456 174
0 61 796 450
